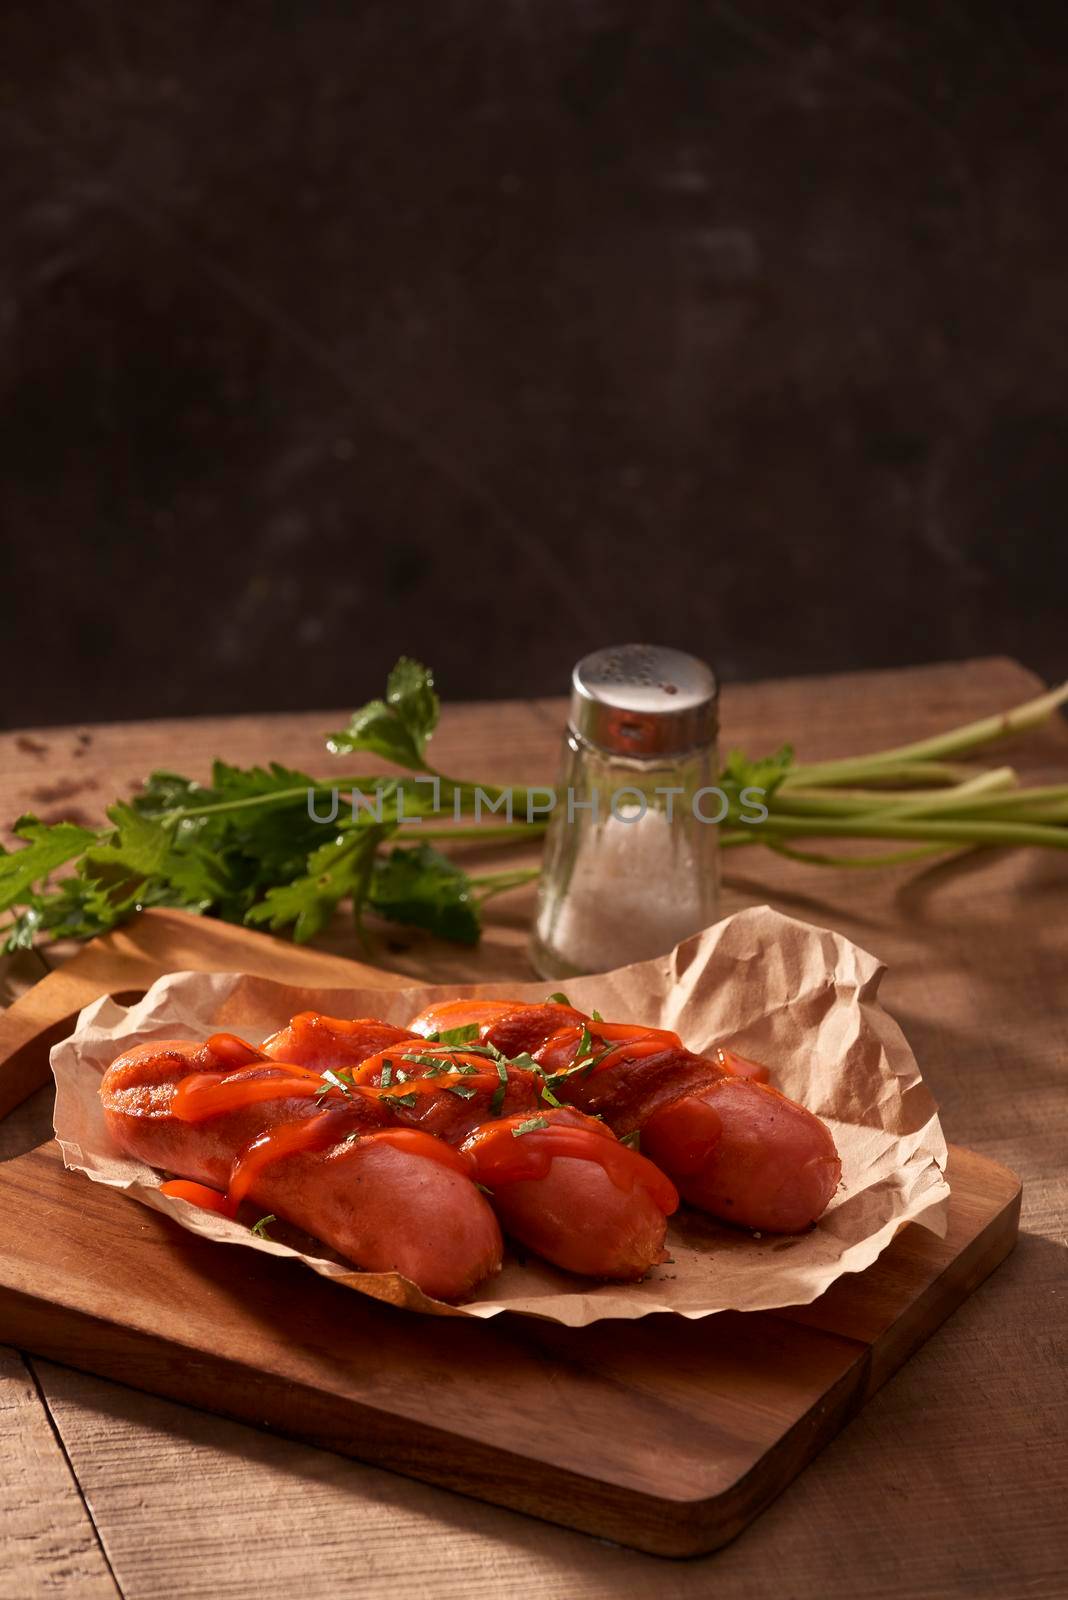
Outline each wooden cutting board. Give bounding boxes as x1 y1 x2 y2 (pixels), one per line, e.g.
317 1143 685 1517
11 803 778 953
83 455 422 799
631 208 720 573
0 910 1022 1558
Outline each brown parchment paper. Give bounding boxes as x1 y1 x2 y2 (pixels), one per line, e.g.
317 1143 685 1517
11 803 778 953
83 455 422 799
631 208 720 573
50 905 949 1328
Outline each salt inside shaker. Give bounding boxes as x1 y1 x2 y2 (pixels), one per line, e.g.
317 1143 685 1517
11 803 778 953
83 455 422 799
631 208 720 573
530 644 720 978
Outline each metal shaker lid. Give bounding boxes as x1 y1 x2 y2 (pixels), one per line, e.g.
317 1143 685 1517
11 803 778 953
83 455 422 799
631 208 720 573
569 644 719 756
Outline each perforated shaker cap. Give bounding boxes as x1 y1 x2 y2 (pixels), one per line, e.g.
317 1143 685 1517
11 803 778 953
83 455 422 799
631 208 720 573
569 644 719 757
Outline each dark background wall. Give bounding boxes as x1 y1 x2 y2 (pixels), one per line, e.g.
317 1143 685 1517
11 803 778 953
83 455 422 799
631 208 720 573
2 2 1065 728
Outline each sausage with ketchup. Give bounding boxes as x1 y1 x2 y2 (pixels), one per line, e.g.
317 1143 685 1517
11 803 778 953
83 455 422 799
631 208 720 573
408 998 841 1233
100 1034 503 1301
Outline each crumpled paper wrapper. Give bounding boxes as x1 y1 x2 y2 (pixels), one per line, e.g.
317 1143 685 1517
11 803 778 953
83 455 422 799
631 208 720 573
51 905 949 1328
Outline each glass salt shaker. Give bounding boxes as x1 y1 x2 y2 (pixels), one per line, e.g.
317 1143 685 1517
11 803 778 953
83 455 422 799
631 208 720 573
530 644 720 978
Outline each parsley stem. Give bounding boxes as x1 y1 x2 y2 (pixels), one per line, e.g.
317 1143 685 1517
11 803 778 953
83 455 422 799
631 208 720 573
395 822 546 842
426 773 536 815
163 775 539 826
765 840 969 869
770 767 1018 819
469 868 542 900
733 815 1068 848
159 777 383 823
783 680 1068 789
780 759 978 790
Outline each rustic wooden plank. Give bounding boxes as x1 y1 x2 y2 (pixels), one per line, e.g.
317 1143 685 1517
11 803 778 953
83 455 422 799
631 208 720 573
777 1147 1023 1397
0 1347 119 1599
34 1238 1068 1600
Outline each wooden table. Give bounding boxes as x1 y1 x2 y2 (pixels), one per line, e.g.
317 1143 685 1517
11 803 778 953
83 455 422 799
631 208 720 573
1 657 1066 1600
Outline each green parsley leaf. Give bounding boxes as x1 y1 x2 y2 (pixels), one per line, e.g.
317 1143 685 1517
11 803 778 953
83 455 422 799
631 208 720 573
400 1051 478 1073
82 803 172 899
2 874 117 951
250 1214 276 1238
430 1041 497 1059
545 992 572 1006
591 1010 604 1023
385 657 440 749
210 760 319 803
544 1037 618 1092
132 769 205 815
321 1069 354 1098
443 1081 478 1100
368 843 480 945
246 825 384 943
718 744 794 816
380 1090 419 1110
434 1023 480 1046
490 1059 509 1117
325 657 439 770
380 1062 393 1088
0 816 100 914
512 1115 550 1138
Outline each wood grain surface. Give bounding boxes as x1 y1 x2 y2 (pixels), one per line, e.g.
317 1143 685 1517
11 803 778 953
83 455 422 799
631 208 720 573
0 1349 118 1598
1 657 1066 1596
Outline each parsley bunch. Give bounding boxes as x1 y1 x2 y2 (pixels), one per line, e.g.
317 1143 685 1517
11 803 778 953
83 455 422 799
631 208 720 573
0 658 537 953
3 658 1067 956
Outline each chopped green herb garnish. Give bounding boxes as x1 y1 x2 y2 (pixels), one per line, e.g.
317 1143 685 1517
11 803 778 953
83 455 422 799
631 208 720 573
435 1023 480 1046
422 1041 498 1060
545 992 572 1006
591 1009 604 1023
443 1081 478 1100
620 1129 641 1150
321 1068 353 1097
380 1061 393 1088
539 1080 563 1107
401 1051 477 1073
512 1115 550 1138
381 1090 418 1110
579 1042 618 1075
490 1059 509 1117
544 1040 617 1092
250 1214 276 1238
